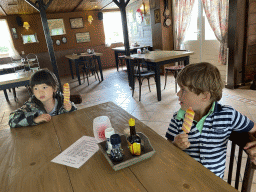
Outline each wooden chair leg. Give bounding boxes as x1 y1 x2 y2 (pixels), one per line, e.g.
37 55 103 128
139 80 141 101
147 78 151 92
164 70 168 89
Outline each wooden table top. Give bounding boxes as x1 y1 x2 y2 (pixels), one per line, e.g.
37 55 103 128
112 45 151 51
65 52 103 60
0 71 33 86
129 50 194 62
0 102 238 192
0 62 24 71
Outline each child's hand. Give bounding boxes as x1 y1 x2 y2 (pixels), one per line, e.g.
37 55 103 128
173 133 191 150
34 114 51 124
244 141 256 164
64 102 72 111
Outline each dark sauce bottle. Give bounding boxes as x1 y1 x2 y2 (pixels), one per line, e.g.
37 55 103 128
127 118 141 156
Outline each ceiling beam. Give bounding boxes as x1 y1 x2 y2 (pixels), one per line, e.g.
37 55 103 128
72 0 84 12
0 4 7 16
25 0 39 12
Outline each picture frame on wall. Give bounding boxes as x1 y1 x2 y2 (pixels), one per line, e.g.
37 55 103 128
62 37 67 43
154 9 161 24
76 32 90 43
11 28 18 39
70 18 84 29
47 18 66 36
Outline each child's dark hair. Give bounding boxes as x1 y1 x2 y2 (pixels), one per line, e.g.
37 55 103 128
30 69 59 91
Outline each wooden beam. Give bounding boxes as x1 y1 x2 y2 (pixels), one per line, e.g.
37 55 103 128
45 0 53 9
0 4 7 16
72 0 84 12
100 1 114 10
25 0 39 12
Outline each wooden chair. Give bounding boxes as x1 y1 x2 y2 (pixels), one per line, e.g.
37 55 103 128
79 56 100 86
227 131 256 191
164 50 188 93
129 57 155 101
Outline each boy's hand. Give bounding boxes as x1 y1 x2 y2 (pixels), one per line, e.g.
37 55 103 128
64 102 72 111
173 133 191 150
34 114 51 124
244 141 256 164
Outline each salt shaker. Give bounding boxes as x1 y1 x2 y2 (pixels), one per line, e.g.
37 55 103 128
110 134 124 162
105 128 115 155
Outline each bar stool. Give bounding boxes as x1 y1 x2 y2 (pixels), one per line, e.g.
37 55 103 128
118 55 126 71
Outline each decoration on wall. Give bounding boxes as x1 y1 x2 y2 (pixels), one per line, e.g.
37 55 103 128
23 22 30 30
163 0 172 27
11 28 18 39
136 9 143 24
47 19 66 36
154 9 160 24
21 33 39 44
70 18 84 29
76 32 90 43
62 37 67 43
88 15 93 24
56 40 61 45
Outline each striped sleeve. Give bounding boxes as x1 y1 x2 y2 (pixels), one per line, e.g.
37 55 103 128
165 114 180 141
231 109 254 132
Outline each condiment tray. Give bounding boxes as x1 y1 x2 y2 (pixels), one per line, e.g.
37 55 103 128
98 132 156 171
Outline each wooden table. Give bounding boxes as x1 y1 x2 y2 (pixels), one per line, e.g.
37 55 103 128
112 46 152 71
0 102 238 192
65 53 103 85
0 62 24 75
128 51 194 101
0 71 33 101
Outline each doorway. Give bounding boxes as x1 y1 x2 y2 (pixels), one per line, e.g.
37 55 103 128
183 0 227 83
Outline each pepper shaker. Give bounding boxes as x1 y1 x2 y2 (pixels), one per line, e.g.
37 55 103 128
110 134 124 162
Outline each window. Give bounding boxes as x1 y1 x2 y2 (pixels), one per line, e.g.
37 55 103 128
0 19 19 58
103 12 124 46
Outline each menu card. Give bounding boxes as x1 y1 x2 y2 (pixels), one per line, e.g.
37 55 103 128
51 136 99 168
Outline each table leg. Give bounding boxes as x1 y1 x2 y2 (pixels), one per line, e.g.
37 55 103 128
96 56 104 81
75 60 81 85
12 88 17 101
154 65 161 101
69 59 74 79
115 51 119 71
184 56 190 66
126 59 132 87
3 90 9 102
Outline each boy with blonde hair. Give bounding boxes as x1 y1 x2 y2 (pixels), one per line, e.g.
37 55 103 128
165 62 256 178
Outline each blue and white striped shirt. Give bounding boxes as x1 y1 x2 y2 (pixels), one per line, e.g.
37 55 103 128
165 102 254 178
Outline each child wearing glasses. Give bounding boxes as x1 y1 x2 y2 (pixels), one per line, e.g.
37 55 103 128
165 62 256 178
9 69 77 128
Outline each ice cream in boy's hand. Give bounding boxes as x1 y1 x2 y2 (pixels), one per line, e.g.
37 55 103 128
182 107 195 133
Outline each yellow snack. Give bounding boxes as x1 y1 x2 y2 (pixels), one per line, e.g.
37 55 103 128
63 83 70 104
182 107 195 133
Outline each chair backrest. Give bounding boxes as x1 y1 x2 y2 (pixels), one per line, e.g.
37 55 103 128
26 53 40 71
228 131 256 191
130 58 145 77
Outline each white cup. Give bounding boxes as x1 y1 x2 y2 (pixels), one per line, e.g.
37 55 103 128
93 116 112 142
137 49 141 54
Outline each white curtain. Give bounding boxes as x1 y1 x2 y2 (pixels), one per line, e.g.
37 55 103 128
0 19 20 59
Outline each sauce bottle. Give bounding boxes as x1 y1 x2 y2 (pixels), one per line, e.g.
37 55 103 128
127 118 141 155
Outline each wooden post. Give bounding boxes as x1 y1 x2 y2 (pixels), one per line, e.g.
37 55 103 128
25 0 62 91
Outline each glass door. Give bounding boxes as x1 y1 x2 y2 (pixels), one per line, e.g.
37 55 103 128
183 0 226 82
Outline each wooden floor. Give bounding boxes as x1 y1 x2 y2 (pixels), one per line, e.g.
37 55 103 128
1 67 256 191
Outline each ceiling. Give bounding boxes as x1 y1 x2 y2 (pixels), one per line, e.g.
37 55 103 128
0 0 138 17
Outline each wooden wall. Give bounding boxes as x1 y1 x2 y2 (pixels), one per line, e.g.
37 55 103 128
245 0 256 81
3 11 118 76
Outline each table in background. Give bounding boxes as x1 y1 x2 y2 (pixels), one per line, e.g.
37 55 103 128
65 53 103 85
0 62 24 75
128 51 194 101
0 102 238 192
112 46 152 71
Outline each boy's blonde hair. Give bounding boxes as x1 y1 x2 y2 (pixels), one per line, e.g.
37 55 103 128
176 62 224 102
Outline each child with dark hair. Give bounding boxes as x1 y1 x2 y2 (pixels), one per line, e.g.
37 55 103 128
9 69 77 128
